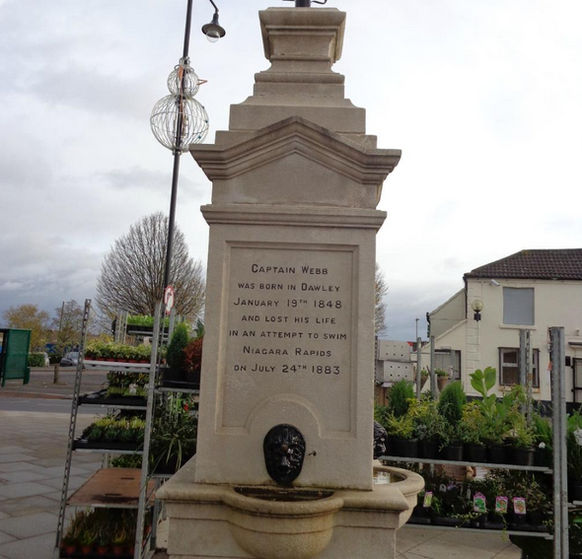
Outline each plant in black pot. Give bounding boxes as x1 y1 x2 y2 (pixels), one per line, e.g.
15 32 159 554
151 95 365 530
408 396 444 459
387 379 415 418
459 401 488 462
568 410 582 502
151 393 198 474
532 412 552 467
506 419 536 466
437 381 466 461
384 412 418 458
164 322 191 386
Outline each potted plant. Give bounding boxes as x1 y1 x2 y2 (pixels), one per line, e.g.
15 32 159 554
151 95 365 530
111 527 128 557
435 368 449 391
506 420 536 466
408 397 444 459
384 412 418 457
532 412 552 467
387 379 415 418
459 401 487 462
568 410 582 502
151 393 198 473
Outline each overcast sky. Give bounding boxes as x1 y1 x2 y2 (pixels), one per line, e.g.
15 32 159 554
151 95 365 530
1 0 581 340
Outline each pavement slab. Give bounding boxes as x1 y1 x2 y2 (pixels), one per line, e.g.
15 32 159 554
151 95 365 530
0 532 56 559
0 511 58 539
0 495 61 517
0 481 57 500
0 533 14 546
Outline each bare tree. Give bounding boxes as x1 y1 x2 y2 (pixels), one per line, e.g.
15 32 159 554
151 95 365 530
96 213 205 321
51 300 84 348
375 263 388 336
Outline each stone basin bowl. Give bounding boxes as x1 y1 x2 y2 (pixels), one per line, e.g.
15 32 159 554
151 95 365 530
224 486 343 559
221 465 422 559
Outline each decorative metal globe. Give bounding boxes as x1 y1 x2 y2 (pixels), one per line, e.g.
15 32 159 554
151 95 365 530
150 94 209 152
167 64 201 98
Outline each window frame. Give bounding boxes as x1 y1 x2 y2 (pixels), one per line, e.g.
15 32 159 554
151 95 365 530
499 347 540 388
502 287 535 326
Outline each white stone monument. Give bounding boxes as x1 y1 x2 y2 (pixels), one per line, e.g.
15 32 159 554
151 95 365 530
158 7 423 559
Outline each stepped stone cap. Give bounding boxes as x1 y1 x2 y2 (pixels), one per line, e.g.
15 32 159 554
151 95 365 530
220 8 370 140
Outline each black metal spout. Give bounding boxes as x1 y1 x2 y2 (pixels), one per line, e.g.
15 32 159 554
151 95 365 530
283 0 328 7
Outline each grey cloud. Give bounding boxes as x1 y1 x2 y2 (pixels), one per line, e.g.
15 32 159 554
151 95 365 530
94 166 203 199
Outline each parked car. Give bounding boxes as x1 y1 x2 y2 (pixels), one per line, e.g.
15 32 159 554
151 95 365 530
60 352 80 367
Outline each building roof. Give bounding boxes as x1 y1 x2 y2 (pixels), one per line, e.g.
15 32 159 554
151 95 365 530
465 249 582 281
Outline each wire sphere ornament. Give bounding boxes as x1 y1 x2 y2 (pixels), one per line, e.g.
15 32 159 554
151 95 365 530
150 94 209 152
167 63 202 98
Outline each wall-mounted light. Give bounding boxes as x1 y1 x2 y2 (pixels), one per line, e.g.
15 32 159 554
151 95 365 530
490 279 500 287
471 299 484 322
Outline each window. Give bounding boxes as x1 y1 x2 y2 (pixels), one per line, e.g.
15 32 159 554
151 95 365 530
499 347 539 387
503 287 534 325
434 350 461 381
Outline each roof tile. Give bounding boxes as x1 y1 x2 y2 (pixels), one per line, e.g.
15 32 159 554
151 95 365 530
465 249 582 280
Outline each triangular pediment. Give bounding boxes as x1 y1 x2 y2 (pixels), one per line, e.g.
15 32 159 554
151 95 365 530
190 117 400 210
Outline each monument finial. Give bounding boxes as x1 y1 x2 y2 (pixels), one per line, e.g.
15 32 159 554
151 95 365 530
282 0 328 7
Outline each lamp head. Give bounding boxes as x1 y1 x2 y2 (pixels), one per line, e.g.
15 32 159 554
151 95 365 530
202 12 226 42
471 299 484 322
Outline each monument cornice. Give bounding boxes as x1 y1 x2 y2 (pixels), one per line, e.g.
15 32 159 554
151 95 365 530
190 116 401 188
201 203 387 230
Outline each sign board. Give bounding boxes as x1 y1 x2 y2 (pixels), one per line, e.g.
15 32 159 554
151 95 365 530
164 285 175 315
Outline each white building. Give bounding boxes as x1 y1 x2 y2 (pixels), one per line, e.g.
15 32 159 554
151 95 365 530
427 249 582 404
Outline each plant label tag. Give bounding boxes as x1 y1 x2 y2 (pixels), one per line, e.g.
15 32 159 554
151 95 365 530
513 497 526 515
439 484 447 493
473 492 486 513
423 491 433 508
495 496 508 514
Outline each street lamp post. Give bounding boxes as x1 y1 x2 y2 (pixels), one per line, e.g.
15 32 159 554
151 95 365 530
151 0 226 294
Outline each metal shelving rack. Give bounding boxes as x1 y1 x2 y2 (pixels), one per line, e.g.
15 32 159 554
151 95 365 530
53 300 163 559
382 327 569 558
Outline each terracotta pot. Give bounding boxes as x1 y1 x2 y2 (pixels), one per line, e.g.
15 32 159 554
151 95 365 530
97 545 109 556
81 544 94 556
61 543 77 557
111 545 125 557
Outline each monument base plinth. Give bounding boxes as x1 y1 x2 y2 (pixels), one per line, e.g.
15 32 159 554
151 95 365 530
157 458 423 559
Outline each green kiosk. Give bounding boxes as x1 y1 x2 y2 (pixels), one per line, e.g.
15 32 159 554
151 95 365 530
0 329 31 387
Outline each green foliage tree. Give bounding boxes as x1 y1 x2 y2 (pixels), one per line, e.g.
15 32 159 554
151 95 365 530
2 304 49 350
388 380 415 418
167 322 190 374
437 381 467 423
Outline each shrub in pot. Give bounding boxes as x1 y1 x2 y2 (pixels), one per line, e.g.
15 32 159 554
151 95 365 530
532 413 552 467
506 421 535 466
151 393 198 473
408 396 444 459
384 412 418 457
568 410 582 501
387 379 415 418
440 422 463 461
437 381 466 423
459 401 487 462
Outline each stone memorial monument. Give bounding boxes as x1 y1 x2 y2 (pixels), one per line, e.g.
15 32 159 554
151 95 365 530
158 6 423 559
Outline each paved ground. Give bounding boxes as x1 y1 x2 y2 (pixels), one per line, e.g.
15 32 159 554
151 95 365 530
0 370 522 559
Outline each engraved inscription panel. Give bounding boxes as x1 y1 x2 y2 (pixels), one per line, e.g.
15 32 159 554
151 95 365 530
221 244 355 432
